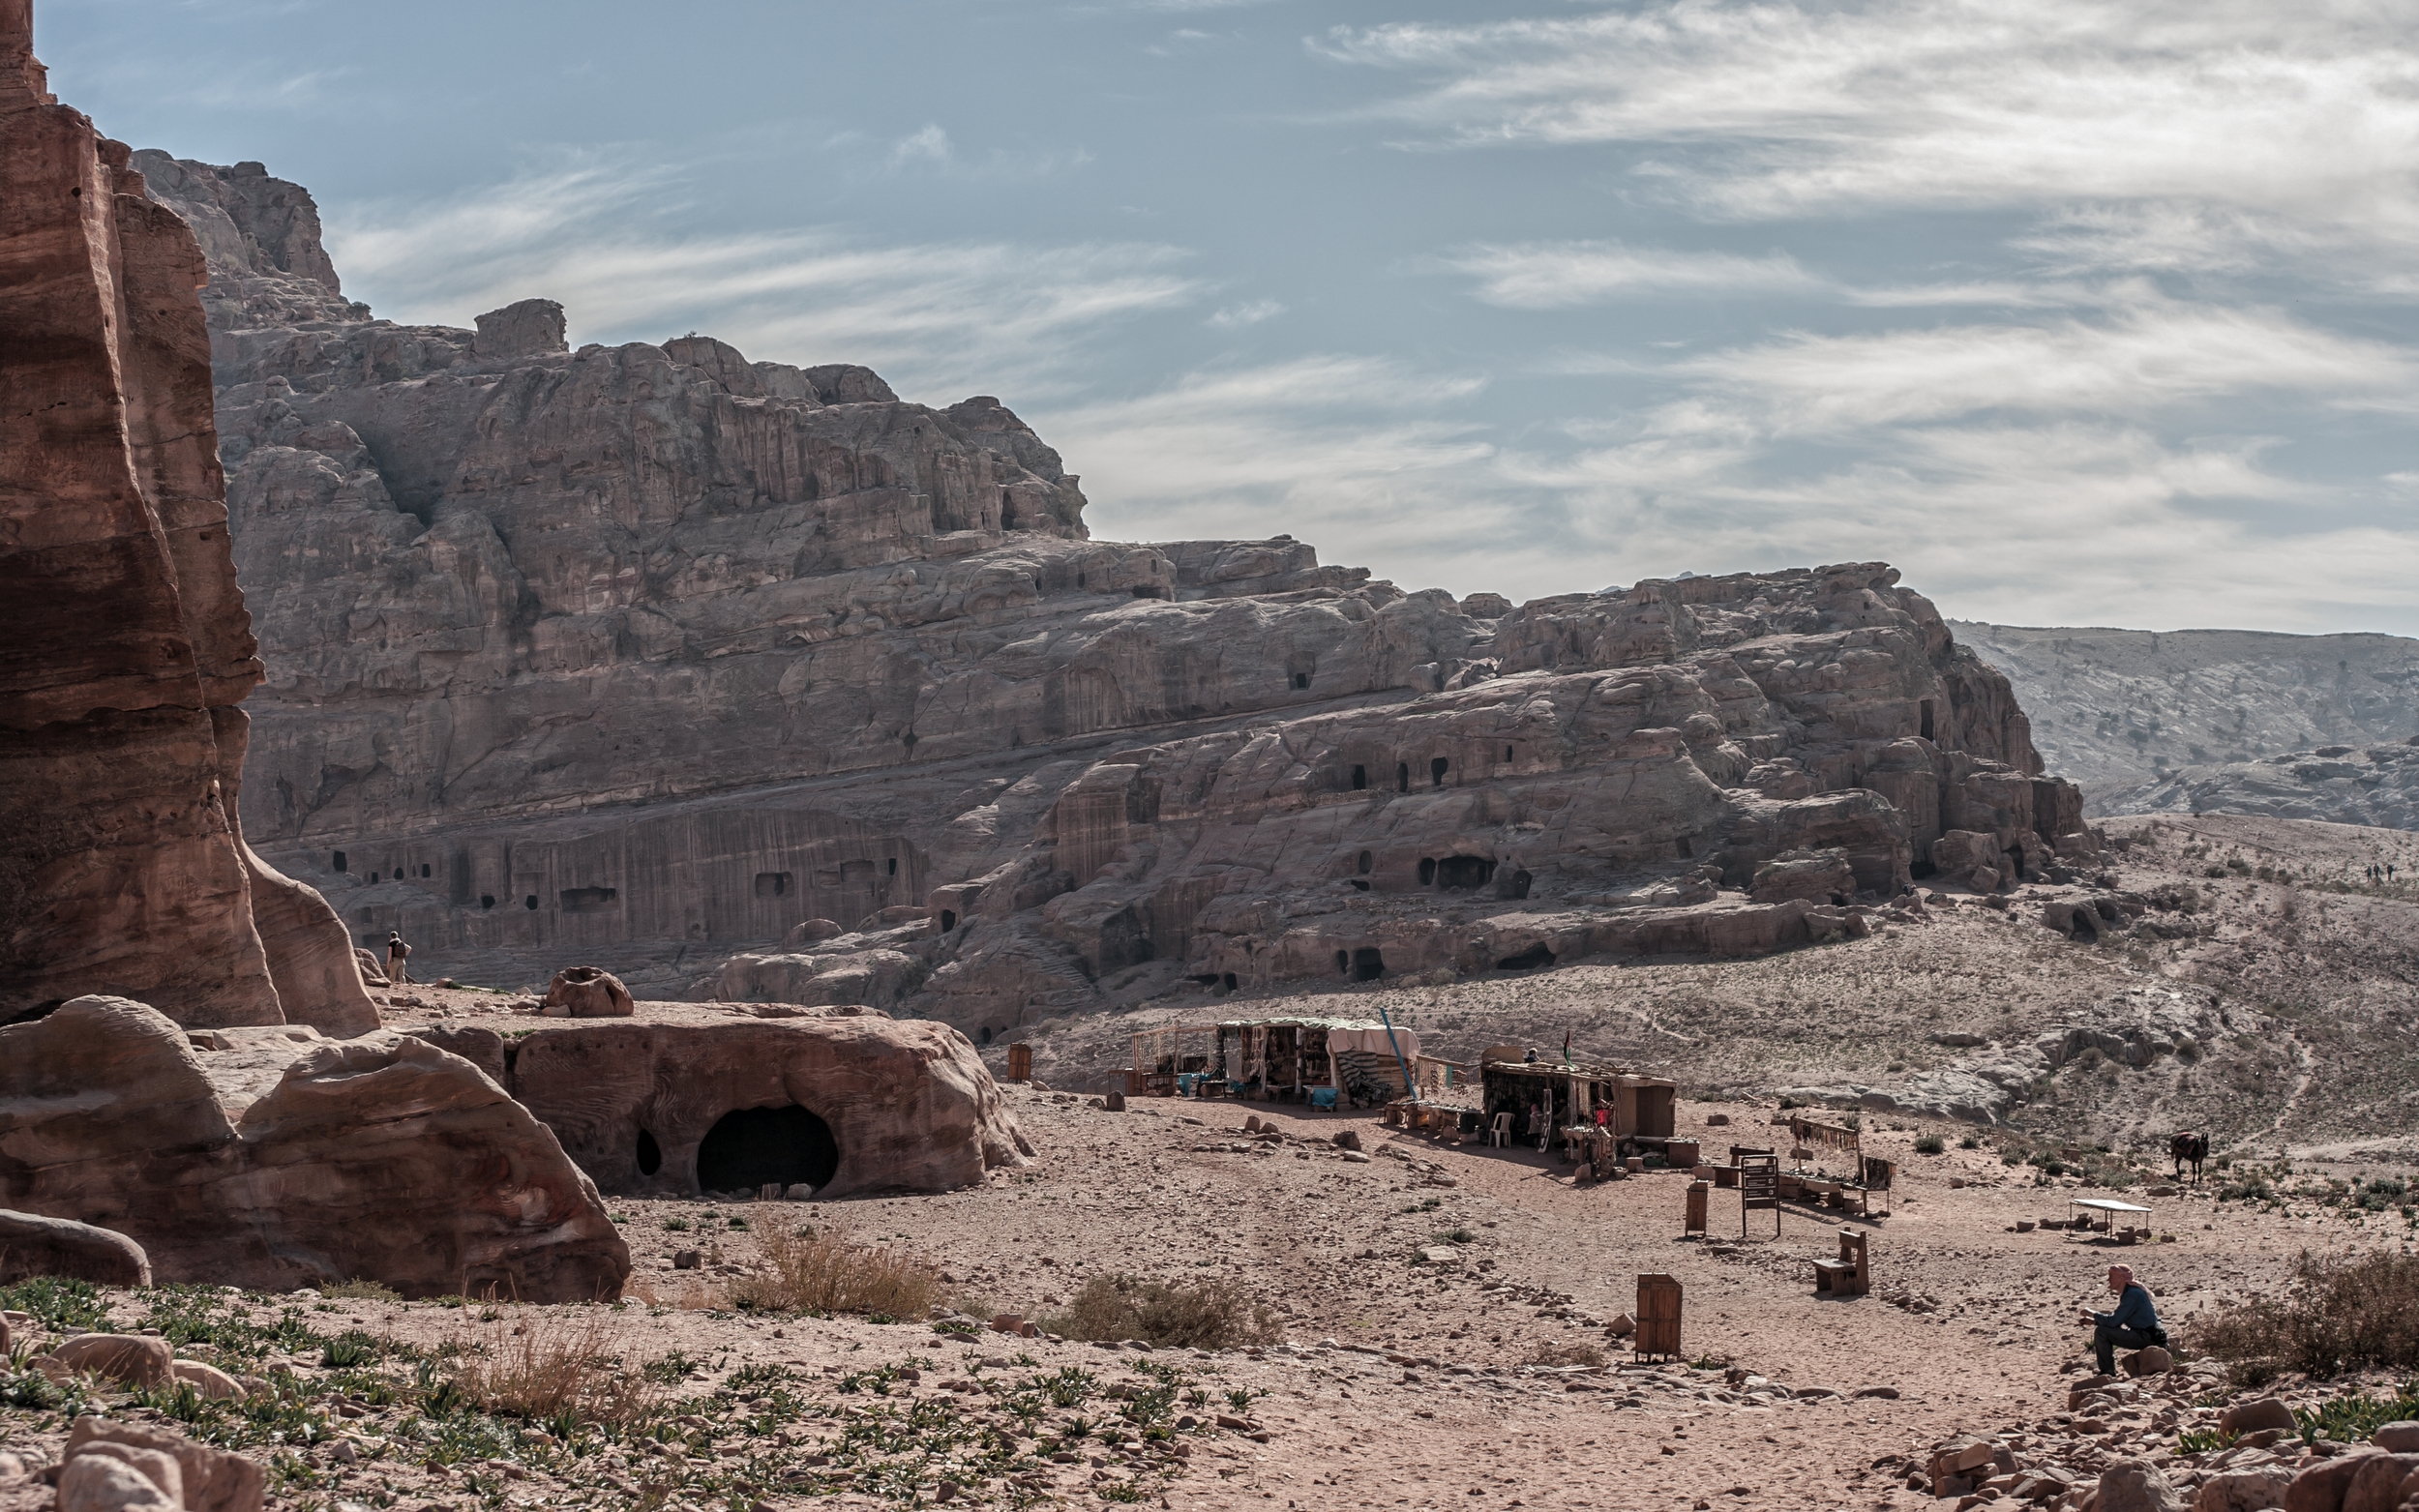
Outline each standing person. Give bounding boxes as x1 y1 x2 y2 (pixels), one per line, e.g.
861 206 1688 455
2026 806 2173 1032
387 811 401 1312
2079 1265 2165 1375
385 931 412 986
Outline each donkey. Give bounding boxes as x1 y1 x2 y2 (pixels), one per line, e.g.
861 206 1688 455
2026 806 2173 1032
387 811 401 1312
2169 1131 2209 1184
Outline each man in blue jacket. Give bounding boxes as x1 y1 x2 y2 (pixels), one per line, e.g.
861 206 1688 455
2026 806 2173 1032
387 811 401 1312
2080 1264 2165 1375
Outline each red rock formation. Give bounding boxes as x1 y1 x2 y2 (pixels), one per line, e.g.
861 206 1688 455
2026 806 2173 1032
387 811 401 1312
0 4 372 1034
0 996 628 1300
506 1011 1030 1199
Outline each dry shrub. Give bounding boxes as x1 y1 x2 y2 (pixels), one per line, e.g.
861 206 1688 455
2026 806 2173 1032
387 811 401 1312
323 1278 402 1302
725 1226 944 1319
2192 1250 2419 1379
1042 1274 1282 1350
445 1310 662 1427
1526 1341 1606 1367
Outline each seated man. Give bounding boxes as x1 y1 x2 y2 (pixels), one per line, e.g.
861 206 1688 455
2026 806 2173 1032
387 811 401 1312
2079 1264 2165 1375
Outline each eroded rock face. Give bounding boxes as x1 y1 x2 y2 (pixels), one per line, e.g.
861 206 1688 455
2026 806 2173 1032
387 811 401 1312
131 147 2083 1024
0 15 373 1034
0 996 628 1299
506 1013 1030 1198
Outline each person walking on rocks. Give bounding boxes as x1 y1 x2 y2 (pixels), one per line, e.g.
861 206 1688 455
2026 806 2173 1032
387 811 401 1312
2080 1264 2165 1375
385 931 412 986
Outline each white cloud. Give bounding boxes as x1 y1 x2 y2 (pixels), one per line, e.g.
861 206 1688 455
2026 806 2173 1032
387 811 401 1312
887 123 952 169
323 162 1205 400
1323 1 2419 271
1444 240 1824 307
1207 298 1286 327
1672 301 2415 434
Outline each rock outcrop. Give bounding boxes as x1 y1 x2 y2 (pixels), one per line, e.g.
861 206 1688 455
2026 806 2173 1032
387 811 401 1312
130 149 2085 1029
0 9 373 1035
2102 736 2419 831
0 996 629 1300
502 1010 1030 1198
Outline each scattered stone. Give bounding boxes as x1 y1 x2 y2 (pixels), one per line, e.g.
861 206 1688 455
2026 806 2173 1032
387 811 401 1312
48 1336 172 1391
0 1210 151 1287
2218 1398 2297 1437
2122 1346 2174 1376
542 966 636 1019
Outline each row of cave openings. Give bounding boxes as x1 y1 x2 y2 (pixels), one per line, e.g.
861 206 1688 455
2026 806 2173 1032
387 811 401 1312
1341 847 1532 899
1324 937 1557 983
1347 752 1493 794
632 1104 841 1194
330 851 901 914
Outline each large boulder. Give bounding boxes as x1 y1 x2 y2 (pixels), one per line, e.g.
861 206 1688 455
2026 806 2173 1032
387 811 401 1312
509 1013 1030 1198
65 1416 263 1512
0 996 627 1299
0 1210 150 1286
2221 1397 2299 1437
2097 1458 2189 1512
545 966 634 1019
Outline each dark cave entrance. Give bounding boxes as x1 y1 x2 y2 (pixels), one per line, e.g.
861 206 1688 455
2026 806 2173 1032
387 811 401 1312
1350 947 1386 982
1920 700 1936 741
636 1128 663 1176
1435 855 1497 890
694 1104 840 1194
1496 941 1556 971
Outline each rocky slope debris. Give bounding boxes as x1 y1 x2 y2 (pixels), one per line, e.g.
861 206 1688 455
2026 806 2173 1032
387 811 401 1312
0 23 372 1034
1954 623 2419 813
2103 737 2419 832
131 154 2086 1028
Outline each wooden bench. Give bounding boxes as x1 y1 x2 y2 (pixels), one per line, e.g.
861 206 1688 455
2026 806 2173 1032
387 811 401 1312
1812 1226 1869 1297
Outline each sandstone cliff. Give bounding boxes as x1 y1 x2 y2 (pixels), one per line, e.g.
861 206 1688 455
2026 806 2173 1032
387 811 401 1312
132 153 2088 1035
0 15 372 1033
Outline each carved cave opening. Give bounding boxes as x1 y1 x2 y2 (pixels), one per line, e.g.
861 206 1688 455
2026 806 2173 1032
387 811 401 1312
756 872 791 898
1435 856 1496 890
636 1129 663 1176
1350 947 1386 982
481 895 495 909
941 909 958 932
1430 756 1449 787
1920 700 1936 741
1293 672 1309 690
1358 849 1373 875
332 851 346 873
695 1104 840 1195
1396 762 1410 793
1496 941 1556 971
1351 765 1367 790
560 886 618 913
1418 858 1437 886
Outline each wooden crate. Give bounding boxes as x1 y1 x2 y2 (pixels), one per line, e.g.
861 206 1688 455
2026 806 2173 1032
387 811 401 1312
1635 1275 1683 1358
1685 1180 1710 1236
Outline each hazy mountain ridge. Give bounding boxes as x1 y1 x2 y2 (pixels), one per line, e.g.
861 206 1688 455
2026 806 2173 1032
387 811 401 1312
1952 621 2419 815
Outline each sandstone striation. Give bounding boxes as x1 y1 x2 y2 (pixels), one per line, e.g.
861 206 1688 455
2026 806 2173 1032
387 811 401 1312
0 996 628 1299
132 151 2085 1033
0 12 372 1034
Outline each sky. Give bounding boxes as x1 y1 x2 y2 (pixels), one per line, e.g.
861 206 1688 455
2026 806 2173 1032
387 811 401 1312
42 0 2419 635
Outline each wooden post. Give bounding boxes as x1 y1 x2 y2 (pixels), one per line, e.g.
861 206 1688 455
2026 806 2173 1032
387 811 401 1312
1006 1043 1032 1082
1685 1180 1710 1237
1635 1275 1683 1359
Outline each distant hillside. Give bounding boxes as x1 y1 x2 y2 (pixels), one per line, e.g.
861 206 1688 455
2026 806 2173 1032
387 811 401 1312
2101 737 2419 829
1951 623 2419 812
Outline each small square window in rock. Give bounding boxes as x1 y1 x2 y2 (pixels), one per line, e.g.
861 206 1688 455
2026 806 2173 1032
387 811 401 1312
561 886 617 912
523 895 539 910
756 872 791 898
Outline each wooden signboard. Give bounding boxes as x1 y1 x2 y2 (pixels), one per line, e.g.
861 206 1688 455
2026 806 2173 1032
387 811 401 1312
1740 1152 1780 1238
1635 1274 1683 1359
